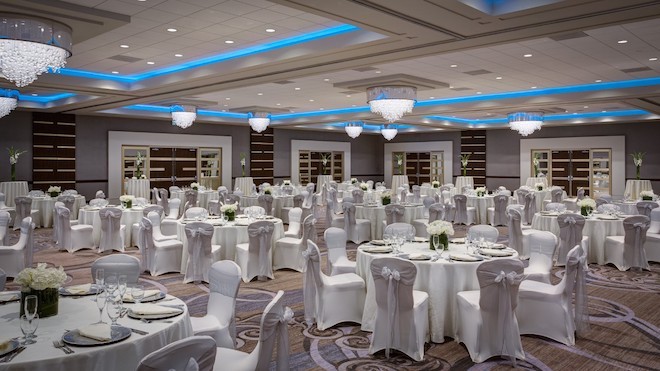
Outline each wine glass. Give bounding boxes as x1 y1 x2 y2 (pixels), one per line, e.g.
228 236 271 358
95 268 105 291
105 274 118 296
118 275 127 309
24 295 38 321
131 285 144 305
107 295 122 327
432 234 441 258
95 292 107 324
20 314 39 345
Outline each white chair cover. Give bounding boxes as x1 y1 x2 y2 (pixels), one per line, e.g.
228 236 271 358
89 198 108 208
524 231 558 284
99 207 124 253
384 223 415 237
428 203 445 223
398 187 407 204
273 214 314 273
0 268 5 291
138 215 183 276
13 196 35 230
237 221 274 282
152 187 161 204
185 207 207 220
158 188 169 214
95 190 106 199
507 208 525 257
524 192 537 225
57 195 76 219
467 225 499 242
55 205 94 253
597 204 619 214
324 227 356 276
636 201 658 217
137 336 217 371
138 217 153 272
384 204 405 225
411 185 421 203
218 186 228 203
0 216 34 277
0 192 7 209
91 254 141 284
556 214 585 266
595 198 609 208
0 210 9 246
352 189 364 204
185 190 198 208
342 201 371 244
545 202 566 212
453 194 470 225
577 188 585 200
369 257 428 361
184 222 215 283
649 208 660 234
28 190 44 197
62 189 78 196
491 194 509 227
284 207 303 238
551 188 563 203
516 188 529 205
258 194 274 216
623 216 651 270
328 187 340 213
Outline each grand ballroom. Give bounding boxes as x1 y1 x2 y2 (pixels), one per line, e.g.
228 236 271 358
0 0 659 370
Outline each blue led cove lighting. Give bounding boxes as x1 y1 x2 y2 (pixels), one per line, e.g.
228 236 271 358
427 109 650 125
18 92 76 103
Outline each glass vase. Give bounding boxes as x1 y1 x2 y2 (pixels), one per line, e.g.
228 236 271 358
580 206 591 217
10 163 16 181
429 233 449 250
20 288 59 318
225 211 235 221
49 192 59 198
636 166 641 180
381 197 390 206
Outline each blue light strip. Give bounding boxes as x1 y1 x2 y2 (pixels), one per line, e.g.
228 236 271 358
328 122 414 131
427 109 651 125
124 104 248 119
57 24 360 83
19 92 77 103
272 105 370 120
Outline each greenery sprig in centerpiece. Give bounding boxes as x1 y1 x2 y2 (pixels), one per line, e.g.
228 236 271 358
630 152 645 180
16 263 66 318
7 146 26 181
460 154 470 176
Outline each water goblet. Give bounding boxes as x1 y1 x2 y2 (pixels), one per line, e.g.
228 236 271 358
107 295 122 327
131 285 145 304
95 268 105 291
24 295 38 320
432 234 441 258
20 314 39 345
95 292 107 324
105 274 118 296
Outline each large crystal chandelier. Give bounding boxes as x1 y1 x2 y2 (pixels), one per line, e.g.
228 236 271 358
0 14 72 87
381 124 398 141
248 112 271 133
344 121 363 138
0 89 19 118
367 85 416 123
508 112 544 136
171 105 197 129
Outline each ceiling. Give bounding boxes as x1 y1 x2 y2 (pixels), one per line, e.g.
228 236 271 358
2 0 660 134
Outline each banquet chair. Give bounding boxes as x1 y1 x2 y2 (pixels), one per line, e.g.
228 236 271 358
515 188 529 205
89 198 108 208
95 190 106 199
577 188 585 200
367 180 374 190
185 190 198 208
134 197 149 208
487 194 509 227
235 221 275 282
273 215 315 272
157 188 169 212
352 189 364 204
369 258 429 361
55 205 94 253
551 188 564 203
57 195 77 220
598 193 613 203
28 190 44 197
555 214 588 267
604 215 651 271
636 201 659 218
225 195 241 212
324 227 356 275
507 208 541 260
303 240 365 330
213 290 291 371
326 196 344 229
453 194 476 225
137 335 217 371
328 187 341 213
545 202 566 212
456 259 525 364
597 204 620 214
302 193 317 221
411 199 441 237
13 196 40 230
131 205 164 248
0 210 9 246
185 207 207 219
138 216 183 276
152 187 161 205
398 187 407 204
281 194 304 224
62 189 78 196
91 254 140 284
183 222 222 284
384 223 415 237
257 194 274 216
0 268 5 291
467 225 499 243
146 210 179 244
169 186 181 194
243 206 265 217
0 216 34 278
304 183 315 204
384 204 405 227
161 198 182 236
523 231 558 284
98 207 125 253
190 261 241 349
523 193 537 225
342 201 371 244
283 207 303 238
517 244 588 346
595 198 609 208
411 185 422 204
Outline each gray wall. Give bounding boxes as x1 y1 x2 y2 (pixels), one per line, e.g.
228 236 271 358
0 111 34 182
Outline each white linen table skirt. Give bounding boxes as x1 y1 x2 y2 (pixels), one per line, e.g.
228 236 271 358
78 206 144 247
531 212 625 265
514 189 566 211
390 175 409 193
624 179 653 200
454 176 474 192
466 195 496 224
171 190 218 211
31 195 86 228
0 295 192 371
238 195 293 218
525 177 549 188
356 242 518 343
176 217 285 272
0 181 28 207
124 179 151 199
612 201 640 215
234 177 254 196
239 196 259 208
355 204 424 239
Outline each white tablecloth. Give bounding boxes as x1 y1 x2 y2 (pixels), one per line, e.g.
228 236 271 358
176 217 285 272
78 206 144 247
0 181 29 207
467 195 495 225
171 190 219 211
234 177 254 196
0 295 192 371
390 175 409 192
356 242 518 343
454 176 474 192
624 179 652 200
612 201 640 215
531 212 625 265
124 179 150 199
525 177 549 188
514 189 566 212
355 204 425 239
31 195 86 228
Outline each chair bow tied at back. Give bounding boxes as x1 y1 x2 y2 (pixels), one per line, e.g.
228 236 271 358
138 217 153 271
381 265 401 359
623 216 650 270
185 223 214 283
259 306 293 371
247 221 274 279
302 245 320 326
557 214 585 265
385 205 405 225
566 252 590 335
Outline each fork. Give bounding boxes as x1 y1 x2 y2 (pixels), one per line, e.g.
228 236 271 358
52 339 73 354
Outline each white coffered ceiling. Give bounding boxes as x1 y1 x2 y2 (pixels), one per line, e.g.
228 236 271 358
2 0 660 132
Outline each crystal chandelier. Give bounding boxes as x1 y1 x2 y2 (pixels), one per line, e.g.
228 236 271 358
381 124 398 141
171 105 197 129
248 112 271 133
367 85 416 123
344 121 363 138
0 14 72 87
508 112 544 136
0 89 19 118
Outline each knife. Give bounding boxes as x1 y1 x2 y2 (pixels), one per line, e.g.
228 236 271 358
129 328 149 335
4 346 25 363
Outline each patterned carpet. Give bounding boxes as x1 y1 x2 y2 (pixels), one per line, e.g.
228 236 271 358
4 216 660 371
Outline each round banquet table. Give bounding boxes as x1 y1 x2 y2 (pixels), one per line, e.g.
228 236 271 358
78 206 144 247
525 176 549 188
124 179 150 200
613 201 640 216
624 179 653 201
356 242 519 343
531 212 625 265
0 294 192 371
390 175 409 193
234 177 255 196
454 176 474 192
31 195 86 228
466 195 496 225
171 190 219 212
355 204 425 240
0 181 28 207
238 195 293 218
176 216 285 272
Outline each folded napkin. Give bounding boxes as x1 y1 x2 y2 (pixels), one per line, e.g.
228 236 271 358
450 253 480 262
414 237 429 242
407 253 430 260
123 290 160 302
0 292 19 302
78 323 112 342
451 238 466 244
65 283 92 295
370 240 387 246
130 303 182 316
480 248 513 257
362 246 393 253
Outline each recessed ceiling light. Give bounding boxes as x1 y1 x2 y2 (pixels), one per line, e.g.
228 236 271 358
146 61 155 65
223 104 228 107
375 70 381 74
276 103 281 106
137 0 146 2
583 105 589 108
649 57 658 61
617 40 628 44
450 64 457 68
351 104 356 107
602 110 607 113
323 78 330 82
496 76 502 80
429 96 435 99
319 108 324 110
174 54 183 57
476 91 482 94
265 28 275 33
346 94 351 98
573 112 578 115
111 71 119 74
531 86 537 89
225 40 234 44
595 79 602 82
523 54 533 58
120 44 129 48
309 99 314 102
257 92 263 96
31 93 38 96
294 87 301 91
167 28 177 32
225 97 230 100
221 109 226 112
449 85 454 89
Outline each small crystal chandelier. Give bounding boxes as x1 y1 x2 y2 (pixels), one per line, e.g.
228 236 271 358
0 14 73 87
508 112 544 136
344 121 363 138
367 85 416 123
171 105 197 129
248 112 271 133
0 89 19 118
381 124 398 141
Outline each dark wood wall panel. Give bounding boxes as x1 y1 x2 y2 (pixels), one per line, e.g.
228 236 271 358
460 130 486 187
32 113 76 189
250 127 274 185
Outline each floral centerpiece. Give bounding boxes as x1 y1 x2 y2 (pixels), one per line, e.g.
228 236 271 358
360 182 368 191
282 180 291 186
381 191 392 206
221 203 237 221
47 185 61 198
140 174 147 179
577 197 596 216
240 153 247 177
190 182 199 191
135 151 144 178
351 178 358 184
7 146 26 181
535 182 545 191
120 194 135 209
264 187 272 195
432 180 440 188
395 154 404 174
426 220 454 250
16 263 66 318
475 186 487 197
640 190 655 201
630 152 644 180
461 154 470 176
533 153 541 177
320 153 331 175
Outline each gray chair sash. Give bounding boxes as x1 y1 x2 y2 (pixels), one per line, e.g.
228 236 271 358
492 195 508 226
623 216 650 270
556 214 585 265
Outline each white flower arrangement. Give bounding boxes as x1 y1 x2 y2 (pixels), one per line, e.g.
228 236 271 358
432 180 440 188
282 180 291 186
220 203 238 213
16 263 67 291
351 178 358 184
264 187 272 195
360 182 368 191
535 182 545 191
140 174 147 179
380 191 392 199
7 146 26 165
577 197 596 209
190 182 200 190
426 220 454 236
47 186 61 194
640 190 655 199
475 186 486 195
119 194 135 203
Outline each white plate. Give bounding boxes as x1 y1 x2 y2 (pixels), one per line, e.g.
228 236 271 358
361 246 393 254
450 254 482 262
0 339 20 357
479 248 513 257
127 308 184 320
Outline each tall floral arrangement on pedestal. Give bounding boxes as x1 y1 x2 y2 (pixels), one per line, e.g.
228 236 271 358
320 153 331 175
7 146 26 181
460 154 470 176
134 151 144 179
533 153 541 177
630 152 644 180
240 152 246 177
394 153 404 174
